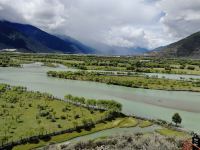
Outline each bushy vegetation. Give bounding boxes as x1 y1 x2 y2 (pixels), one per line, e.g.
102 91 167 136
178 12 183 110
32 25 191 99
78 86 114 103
65 94 122 112
47 71 200 92
0 55 20 67
2 52 200 75
53 133 185 150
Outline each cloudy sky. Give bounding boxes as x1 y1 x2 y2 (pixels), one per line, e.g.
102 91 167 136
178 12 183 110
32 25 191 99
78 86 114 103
0 0 200 50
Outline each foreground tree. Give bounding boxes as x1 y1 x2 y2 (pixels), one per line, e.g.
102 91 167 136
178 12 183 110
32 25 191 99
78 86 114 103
172 113 182 126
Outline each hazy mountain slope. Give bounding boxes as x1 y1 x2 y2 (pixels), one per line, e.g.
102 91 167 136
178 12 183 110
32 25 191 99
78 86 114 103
89 41 148 55
57 35 96 54
0 21 49 53
152 31 200 58
0 21 95 54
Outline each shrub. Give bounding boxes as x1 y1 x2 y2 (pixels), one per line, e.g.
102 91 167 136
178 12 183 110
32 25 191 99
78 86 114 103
74 115 80 119
51 117 56 122
60 115 66 120
62 108 66 112
187 66 195 70
46 114 52 119
180 65 185 69
39 111 49 117
57 124 62 128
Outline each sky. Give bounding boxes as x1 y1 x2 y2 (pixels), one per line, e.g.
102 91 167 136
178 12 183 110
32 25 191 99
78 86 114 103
0 0 200 50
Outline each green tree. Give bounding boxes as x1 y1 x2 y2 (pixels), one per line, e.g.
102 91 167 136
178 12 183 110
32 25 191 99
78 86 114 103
172 113 182 126
135 61 142 68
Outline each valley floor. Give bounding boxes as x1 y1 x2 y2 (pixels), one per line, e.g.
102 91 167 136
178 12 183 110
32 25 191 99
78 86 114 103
0 53 198 150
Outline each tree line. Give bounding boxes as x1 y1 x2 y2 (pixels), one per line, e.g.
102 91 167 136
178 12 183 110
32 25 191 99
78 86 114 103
65 94 122 112
47 71 200 92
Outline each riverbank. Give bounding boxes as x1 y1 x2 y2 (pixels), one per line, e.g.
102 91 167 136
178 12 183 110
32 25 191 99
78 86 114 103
3 52 200 76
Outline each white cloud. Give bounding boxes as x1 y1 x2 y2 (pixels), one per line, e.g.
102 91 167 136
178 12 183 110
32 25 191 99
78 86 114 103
0 0 199 51
104 26 149 48
158 0 200 39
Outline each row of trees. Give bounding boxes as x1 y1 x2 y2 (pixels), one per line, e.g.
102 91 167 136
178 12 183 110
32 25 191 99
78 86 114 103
65 94 122 112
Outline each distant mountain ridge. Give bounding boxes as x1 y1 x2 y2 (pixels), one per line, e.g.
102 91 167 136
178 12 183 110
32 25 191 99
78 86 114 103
0 20 95 54
0 20 150 55
104 46 148 55
88 41 149 55
151 31 200 58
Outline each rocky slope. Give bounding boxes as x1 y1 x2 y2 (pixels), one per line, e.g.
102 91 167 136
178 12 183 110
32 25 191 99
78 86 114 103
151 32 200 58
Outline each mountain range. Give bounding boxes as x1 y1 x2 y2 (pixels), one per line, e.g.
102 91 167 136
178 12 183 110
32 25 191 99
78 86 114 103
0 21 95 54
150 32 200 58
0 20 200 57
88 41 148 55
0 20 148 55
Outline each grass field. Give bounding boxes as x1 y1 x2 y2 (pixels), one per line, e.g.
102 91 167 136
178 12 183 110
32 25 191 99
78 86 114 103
0 84 107 144
139 120 153 128
156 128 190 137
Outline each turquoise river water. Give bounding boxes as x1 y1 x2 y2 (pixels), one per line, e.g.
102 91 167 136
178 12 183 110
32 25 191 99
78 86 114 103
0 63 199 133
